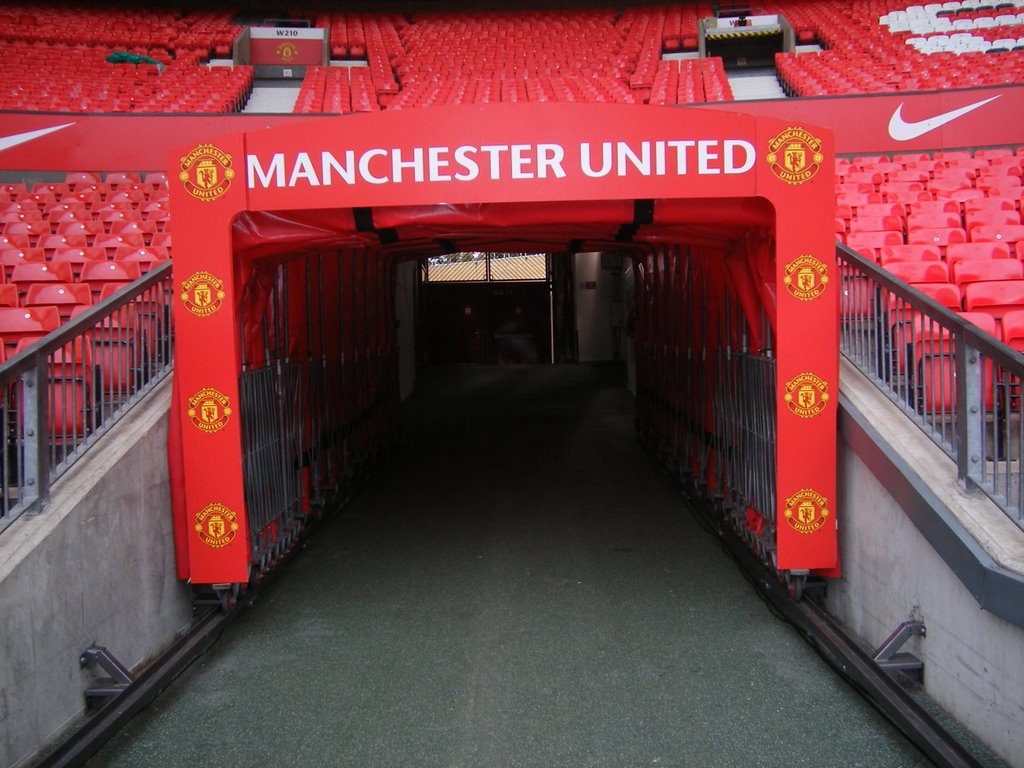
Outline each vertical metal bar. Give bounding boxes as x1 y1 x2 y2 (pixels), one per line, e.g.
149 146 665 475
21 361 49 511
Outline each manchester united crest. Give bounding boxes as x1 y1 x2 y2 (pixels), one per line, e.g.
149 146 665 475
767 127 824 185
180 270 225 318
784 488 830 535
194 502 239 549
179 143 235 202
783 255 829 301
187 387 232 434
784 372 830 419
276 42 299 62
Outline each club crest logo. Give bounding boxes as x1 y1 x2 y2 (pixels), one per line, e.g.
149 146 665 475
276 42 299 62
180 271 225 318
179 143 234 202
187 387 232 434
194 502 239 549
784 488 830 535
784 372 829 419
783 255 829 301
767 127 824 185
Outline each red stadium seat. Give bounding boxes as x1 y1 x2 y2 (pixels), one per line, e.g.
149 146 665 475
914 282 962 310
93 233 146 256
849 215 904 233
878 244 942 265
946 241 1013 267
0 234 32 251
965 197 1017 214
114 246 169 272
51 246 107 278
910 199 960 216
847 230 903 255
970 225 1024 245
907 212 962 230
37 233 88 253
907 227 967 251
911 313 996 412
0 305 60 355
0 247 45 280
47 205 87 224
105 172 142 187
965 209 1021 233
2 220 47 244
952 259 1024 289
884 189 932 206
10 261 74 297
0 284 18 307
854 202 905 219
56 213 101 232
836 192 883 208
22 282 93 320
963 280 1024 320
149 232 172 249
79 259 143 300
109 219 157 238
977 175 1022 193
1000 310 1024 352
886 261 950 284
933 187 985 205
15 336 94 438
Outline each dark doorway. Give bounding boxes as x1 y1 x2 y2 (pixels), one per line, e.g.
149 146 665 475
426 281 551 364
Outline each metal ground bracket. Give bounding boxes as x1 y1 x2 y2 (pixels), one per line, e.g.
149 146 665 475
80 645 135 701
873 620 926 682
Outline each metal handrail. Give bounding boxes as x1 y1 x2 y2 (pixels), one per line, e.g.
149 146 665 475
0 261 173 534
838 244 1024 529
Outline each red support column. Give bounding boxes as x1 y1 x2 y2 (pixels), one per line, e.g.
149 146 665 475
760 122 839 572
168 136 251 584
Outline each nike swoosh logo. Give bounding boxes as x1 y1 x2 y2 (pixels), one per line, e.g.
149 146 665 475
0 122 76 152
888 96 1000 141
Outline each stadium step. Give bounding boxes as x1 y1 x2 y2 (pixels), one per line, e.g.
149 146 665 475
242 80 301 114
727 68 788 101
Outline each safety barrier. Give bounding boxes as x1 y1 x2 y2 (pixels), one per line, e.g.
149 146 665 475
838 245 1024 530
236 252 400 575
0 261 173 534
632 244 783 566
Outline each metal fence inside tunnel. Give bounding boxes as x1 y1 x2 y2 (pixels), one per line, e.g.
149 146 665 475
167 103 837 588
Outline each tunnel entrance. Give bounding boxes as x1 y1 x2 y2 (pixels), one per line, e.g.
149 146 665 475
166 102 837 589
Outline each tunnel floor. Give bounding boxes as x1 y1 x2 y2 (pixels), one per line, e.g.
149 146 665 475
89 364 928 768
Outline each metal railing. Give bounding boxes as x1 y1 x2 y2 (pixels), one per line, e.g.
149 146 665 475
0 262 173 534
838 245 1024 529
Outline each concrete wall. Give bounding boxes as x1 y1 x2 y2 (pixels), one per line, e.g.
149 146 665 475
833 363 1024 768
0 379 193 768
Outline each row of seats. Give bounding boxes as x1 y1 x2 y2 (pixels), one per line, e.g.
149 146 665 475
0 258 144 356
0 7 238 52
907 32 1024 53
0 170 172 361
0 42 252 113
649 58 734 104
1 2 1020 114
772 0 1024 95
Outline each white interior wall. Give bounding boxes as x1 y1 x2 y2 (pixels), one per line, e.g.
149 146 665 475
574 252 624 363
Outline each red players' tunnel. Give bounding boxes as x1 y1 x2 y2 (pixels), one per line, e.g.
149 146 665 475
166 102 837 587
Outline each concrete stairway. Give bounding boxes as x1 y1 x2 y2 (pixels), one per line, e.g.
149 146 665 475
242 81 301 113
727 68 788 101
